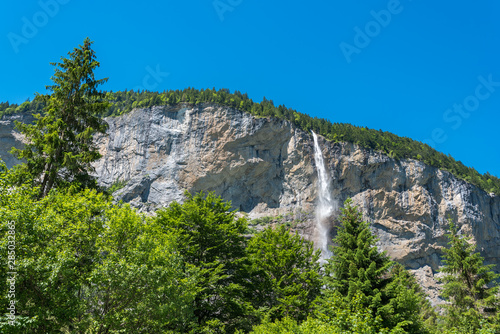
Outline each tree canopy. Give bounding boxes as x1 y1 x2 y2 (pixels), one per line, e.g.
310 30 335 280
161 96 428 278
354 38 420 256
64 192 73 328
155 191 252 333
0 163 199 333
245 225 322 322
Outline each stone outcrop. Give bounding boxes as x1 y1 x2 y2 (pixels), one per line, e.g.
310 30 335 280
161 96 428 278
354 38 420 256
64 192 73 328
0 112 33 169
1 104 499 305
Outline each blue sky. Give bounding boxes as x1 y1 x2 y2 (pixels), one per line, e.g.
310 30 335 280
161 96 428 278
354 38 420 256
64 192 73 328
1 1 499 177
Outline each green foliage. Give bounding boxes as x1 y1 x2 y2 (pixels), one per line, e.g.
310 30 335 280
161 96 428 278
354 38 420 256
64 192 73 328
0 99 44 119
0 164 198 333
323 198 392 311
438 219 500 333
314 292 409 334
155 191 252 333
107 178 128 193
382 263 437 333
246 225 322 322
11 37 109 198
248 293 406 334
3 87 499 195
86 204 200 333
321 198 432 333
251 216 274 225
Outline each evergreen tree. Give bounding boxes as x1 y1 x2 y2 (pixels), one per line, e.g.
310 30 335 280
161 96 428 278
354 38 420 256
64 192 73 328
322 198 429 333
382 263 436 333
12 37 109 198
323 198 392 311
439 218 500 332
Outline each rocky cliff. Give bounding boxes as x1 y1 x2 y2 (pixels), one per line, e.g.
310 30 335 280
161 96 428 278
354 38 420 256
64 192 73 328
1 104 499 304
0 112 33 169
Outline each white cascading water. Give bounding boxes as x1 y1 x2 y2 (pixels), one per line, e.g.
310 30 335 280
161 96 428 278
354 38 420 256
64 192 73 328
311 131 336 259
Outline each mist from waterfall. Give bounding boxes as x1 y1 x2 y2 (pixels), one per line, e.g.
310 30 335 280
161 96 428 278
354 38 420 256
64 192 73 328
311 131 336 260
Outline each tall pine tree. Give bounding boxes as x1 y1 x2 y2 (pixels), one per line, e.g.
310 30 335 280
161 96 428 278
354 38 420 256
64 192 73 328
439 218 500 332
323 198 391 310
12 37 109 198
322 198 430 333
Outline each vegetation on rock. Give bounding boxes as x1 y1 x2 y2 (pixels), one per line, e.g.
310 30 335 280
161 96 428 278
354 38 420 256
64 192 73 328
2 87 499 196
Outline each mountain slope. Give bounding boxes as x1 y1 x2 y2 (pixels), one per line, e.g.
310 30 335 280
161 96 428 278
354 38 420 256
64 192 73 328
1 88 499 195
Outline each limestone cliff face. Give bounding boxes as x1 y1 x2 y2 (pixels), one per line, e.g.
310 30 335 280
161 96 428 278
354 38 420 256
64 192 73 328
0 112 33 169
1 104 499 304
93 104 316 214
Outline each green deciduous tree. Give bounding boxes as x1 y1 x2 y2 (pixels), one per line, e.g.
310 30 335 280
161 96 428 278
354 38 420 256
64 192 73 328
84 204 199 333
0 164 197 333
248 292 406 334
246 225 322 323
12 37 109 198
439 219 500 333
155 191 251 333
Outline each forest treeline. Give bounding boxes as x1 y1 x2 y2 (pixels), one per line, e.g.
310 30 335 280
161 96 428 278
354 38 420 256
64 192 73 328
2 170 500 333
1 87 499 196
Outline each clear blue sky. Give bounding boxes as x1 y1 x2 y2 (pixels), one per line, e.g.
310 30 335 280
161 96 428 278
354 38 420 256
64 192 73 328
1 1 499 177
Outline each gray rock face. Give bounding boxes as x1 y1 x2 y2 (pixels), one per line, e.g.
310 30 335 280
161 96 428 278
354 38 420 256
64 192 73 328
0 112 33 168
93 105 317 215
1 104 499 305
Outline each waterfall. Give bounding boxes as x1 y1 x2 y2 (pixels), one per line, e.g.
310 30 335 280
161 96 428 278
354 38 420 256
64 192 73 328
311 131 336 259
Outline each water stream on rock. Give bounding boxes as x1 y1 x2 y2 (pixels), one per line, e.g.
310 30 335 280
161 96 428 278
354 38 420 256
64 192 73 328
311 131 336 260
